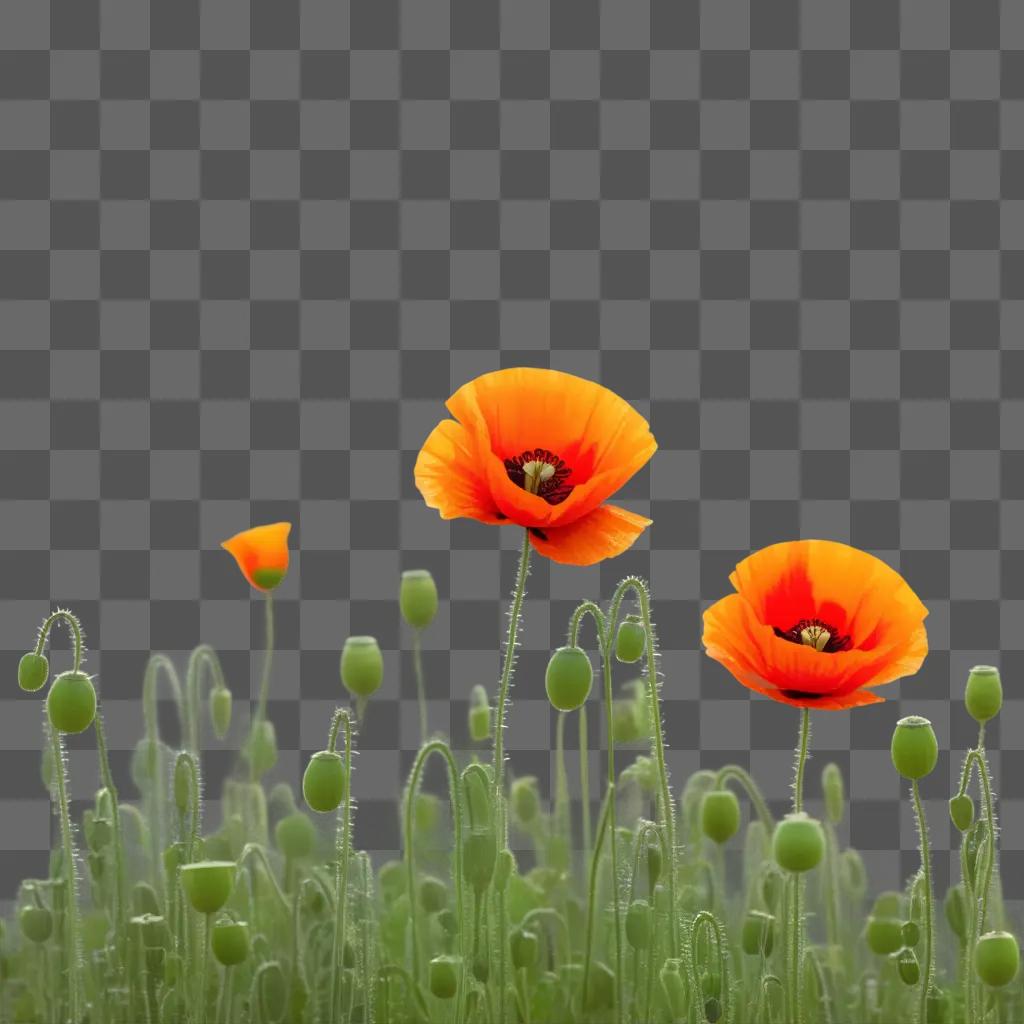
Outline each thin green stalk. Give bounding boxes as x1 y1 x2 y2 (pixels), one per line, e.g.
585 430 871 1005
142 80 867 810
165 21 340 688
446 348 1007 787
53 730 81 1023
256 591 274 725
599 643 623 1024
554 712 570 858
491 530 532 1024
911 779 934 1024
93 709 126 971
412 629 428 744
581 782 614 1017
579 707 590 871
789 708 811 1024
793 709 810 814
328 709 355 1024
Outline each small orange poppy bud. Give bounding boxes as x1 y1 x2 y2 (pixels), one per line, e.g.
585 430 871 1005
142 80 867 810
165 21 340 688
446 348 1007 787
221 523 291 592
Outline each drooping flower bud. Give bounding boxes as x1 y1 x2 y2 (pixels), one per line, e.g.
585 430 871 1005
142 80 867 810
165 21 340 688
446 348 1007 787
822 762 845 825
18 652 48 693
615 614 646 663
210 686 232 741
700 789 741 845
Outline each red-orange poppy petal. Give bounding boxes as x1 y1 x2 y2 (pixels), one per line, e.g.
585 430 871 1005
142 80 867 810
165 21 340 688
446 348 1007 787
729 539 928 650
222 522 291 592
414 419 505 525
448 368 656 525
527 503 651 567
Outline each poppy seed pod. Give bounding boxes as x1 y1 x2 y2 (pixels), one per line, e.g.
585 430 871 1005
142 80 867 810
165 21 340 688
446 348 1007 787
510 927 539 969
400 570 438 630
274 812 316 861
429 955 459 1000
660 960 688 1019
247 719 278 777
18 652 48 693
340 636 383 701
975 931 1020 988
891 716 938 780
419 876 447 914
19 905 52 944
760 866 784 911
545 646 593 712
772 812 825 873
945 884 967 942
865 915 904 956
511 776 541 826
965 665 1003 724
822 762 845 825
615 615 646 663
302 751 345 814
179 861 236 916
949 794 975 833
700 789 741 845
468 684 491 742
625 899 652 950
46 671 97 734
211 918 249 967
898 948 920 986
462 829 497 896
210 686 232 741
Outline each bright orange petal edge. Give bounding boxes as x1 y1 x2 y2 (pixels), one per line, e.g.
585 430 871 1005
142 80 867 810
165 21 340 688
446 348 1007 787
222 522 292 591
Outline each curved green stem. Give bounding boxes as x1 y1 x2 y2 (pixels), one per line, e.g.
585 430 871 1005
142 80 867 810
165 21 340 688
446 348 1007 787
236 843 290 919
402 739 465 1007
692 911 729 1022
185 644 227 755
713 765 776 834
607 577 680 959
911 779 934 1024
569 601 604 871
34 609 85 671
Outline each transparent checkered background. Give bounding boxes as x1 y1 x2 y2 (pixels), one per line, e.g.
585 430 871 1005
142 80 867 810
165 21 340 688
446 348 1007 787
1 1 1023 921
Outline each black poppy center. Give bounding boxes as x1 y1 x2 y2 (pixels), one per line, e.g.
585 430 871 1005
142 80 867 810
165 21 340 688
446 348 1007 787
505 448 574 506
774 618 851 654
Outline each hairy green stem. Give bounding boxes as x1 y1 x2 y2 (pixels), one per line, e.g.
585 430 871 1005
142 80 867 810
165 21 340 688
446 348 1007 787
910 778 934 1024
53 731 81 1023
327 708 354 1024
788 708 811 1024
93 708 126 972
256 591 274 725
412 629 428 745
581 782 614 1017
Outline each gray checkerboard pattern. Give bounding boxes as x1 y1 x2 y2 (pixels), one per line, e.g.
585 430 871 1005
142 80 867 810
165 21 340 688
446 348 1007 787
1 0 1023 921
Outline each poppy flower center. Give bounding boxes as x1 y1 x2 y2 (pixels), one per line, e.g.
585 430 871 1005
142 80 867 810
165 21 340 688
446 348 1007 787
504 448 574 505
774 618 851 654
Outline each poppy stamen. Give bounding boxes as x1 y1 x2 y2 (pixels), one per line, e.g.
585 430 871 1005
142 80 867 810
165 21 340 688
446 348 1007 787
504 448 574 505
774 618 851 654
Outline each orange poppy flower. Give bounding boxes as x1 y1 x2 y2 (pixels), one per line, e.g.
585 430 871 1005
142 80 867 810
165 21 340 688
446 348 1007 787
702 539 928 710
414 368 656 565
222 523 292 591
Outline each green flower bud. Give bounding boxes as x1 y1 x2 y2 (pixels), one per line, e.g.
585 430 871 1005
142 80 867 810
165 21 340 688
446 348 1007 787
646 841 663 891
660 959 688 1019
494 848 516 894
180 861 236 916
705 997 723 1023
902 920 920 948
303 751 345 814
544 646 593 712
872 890 903 919
211 918 250 966
19 905 52 944
400 569 438 630
46 670 97 734
741 910 775 957
133 882 161 917
162 844 185 881
772 812 825 873
975 931 1020 988
700 789 741 845
949 794 974 833
511 776 541 826
18 652 48 693
945 884 967 942
378 860 405 902
510 928 539 969
964 822 988 888
257 961 287 1024
822 762 845 825
626 899 652 950
419 876 447 914
340 636 383 701
761 865 784 911
463 828 497 895
865 916 904 956
429 955 459 999
274 812 316 860
210 686 232 741
437 908 458 938
701 968 721 999
841 848 867 896
898 948 920 986
468 685 492 742
301 879 326 916
246 719 278 777
611 700 643 743
173 756 192 817
615 615 646 663
965 665 1002 724
890 716 938 780
926 988 950 1024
